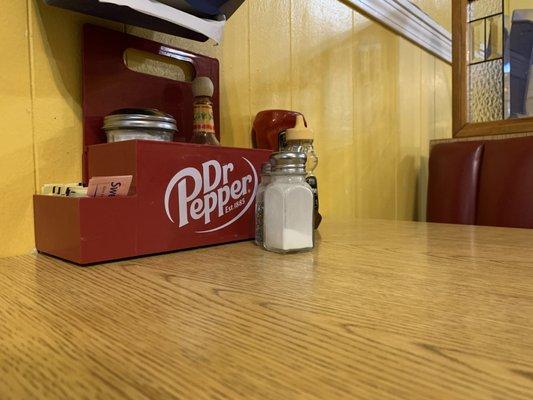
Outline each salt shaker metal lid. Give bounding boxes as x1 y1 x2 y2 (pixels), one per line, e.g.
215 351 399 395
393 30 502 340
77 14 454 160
103 108 178 132
269 152 307 173
261 162 272 174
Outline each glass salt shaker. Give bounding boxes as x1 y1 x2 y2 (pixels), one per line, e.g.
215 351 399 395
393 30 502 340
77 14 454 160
263 152 314 253
254 162 272 246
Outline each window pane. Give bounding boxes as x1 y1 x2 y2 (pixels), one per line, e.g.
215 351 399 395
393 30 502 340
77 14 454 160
470 19 486 63
469 59 503 122
486 14 503 60
468 0 502 21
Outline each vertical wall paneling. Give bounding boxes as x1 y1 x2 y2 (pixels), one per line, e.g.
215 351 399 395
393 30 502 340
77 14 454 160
28 1 122 189
418 56 452 221
396 38 422 221
434 57 453 140
219 3 251 148
418 52 437 222
291 0 355 221
353 13 399 220
0 1 35 257
249 0 292 114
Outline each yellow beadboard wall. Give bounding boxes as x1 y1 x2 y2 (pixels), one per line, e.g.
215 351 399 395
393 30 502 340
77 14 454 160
0 2 35 259
0 0 452 257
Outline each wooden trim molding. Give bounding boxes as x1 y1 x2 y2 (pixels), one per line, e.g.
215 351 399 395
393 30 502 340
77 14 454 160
431 131 533 147
452 0 533 138
341 0 452 63
452 0 468 135
455 117 533 137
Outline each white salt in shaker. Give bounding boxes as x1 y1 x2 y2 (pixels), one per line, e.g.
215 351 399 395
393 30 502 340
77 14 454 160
264 152 314 253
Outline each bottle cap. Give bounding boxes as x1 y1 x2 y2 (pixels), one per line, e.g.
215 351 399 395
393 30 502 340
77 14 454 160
192 76 214 98
285 115 313 141
269 152 307 174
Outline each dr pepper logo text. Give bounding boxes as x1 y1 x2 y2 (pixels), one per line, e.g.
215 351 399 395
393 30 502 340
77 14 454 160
164 158 258 233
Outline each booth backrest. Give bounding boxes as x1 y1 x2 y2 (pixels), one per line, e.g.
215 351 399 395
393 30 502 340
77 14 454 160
427 136 533 228
427 141 484 225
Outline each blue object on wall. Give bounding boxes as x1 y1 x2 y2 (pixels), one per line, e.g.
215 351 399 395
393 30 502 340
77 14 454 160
185 0 228 16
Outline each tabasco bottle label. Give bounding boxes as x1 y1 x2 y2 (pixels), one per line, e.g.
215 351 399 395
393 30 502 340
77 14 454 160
193 103 216 134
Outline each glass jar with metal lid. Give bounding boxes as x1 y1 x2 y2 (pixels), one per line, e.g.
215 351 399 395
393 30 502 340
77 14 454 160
263 152 314 253
103 108 178 143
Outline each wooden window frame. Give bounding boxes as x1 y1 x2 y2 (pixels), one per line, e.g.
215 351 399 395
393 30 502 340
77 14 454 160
452 0 533 137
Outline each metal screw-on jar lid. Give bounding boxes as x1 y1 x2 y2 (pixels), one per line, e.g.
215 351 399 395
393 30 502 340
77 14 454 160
103 108 178 132
269 152 307 174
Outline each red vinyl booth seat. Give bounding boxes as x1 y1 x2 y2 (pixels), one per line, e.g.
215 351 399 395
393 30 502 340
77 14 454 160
427 136 533 229
427 141 484 225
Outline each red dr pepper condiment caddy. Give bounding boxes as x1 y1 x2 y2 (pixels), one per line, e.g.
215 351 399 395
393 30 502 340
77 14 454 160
33 25 270 265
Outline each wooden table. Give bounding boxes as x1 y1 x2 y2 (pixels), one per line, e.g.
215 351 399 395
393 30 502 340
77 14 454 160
1 220 532 399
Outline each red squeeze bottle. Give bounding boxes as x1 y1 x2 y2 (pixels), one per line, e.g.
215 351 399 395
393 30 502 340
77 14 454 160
252 110 305 151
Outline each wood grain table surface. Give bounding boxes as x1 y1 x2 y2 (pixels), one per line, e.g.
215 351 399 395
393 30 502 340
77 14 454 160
1 220 533 399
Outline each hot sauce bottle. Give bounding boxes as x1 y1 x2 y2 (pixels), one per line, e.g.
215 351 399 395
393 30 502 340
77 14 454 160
191 77 220 145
